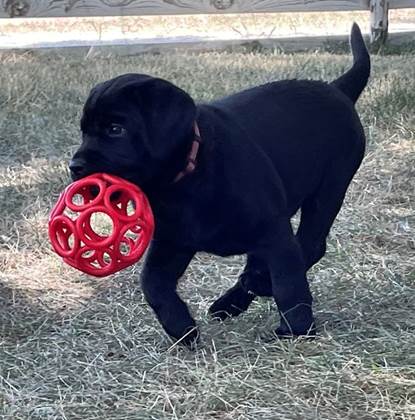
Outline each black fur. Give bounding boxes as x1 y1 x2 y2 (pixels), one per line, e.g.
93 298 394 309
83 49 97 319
70 24 370 345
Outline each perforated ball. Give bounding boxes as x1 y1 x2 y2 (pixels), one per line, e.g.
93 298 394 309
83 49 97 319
48 173 154 277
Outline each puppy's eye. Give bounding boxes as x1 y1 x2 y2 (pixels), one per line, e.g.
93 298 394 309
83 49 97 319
106 123 126 137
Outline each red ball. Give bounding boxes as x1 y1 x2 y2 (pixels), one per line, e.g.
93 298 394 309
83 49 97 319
48 173 154 277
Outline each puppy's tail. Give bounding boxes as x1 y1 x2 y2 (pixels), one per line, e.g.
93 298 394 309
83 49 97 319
332 23 370 104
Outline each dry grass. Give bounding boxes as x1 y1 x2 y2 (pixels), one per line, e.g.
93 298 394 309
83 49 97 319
1 33 415 419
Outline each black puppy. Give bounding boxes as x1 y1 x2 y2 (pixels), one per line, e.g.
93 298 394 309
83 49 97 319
70 24 370 345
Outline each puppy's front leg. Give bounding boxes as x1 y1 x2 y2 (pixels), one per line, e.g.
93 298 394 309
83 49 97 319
141 241 197 346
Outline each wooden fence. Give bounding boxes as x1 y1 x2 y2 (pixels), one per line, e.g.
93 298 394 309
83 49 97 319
1 0 415 43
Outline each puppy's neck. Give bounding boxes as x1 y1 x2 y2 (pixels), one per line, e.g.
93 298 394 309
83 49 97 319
173 121 202 183
141 120 201 197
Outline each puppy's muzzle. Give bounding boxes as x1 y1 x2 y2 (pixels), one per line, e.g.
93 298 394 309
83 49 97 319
69 158 87 180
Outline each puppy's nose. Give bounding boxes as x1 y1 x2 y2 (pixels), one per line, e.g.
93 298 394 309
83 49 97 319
69 159 86 178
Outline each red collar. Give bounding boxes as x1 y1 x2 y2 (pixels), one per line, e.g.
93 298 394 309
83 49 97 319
174 121 202 183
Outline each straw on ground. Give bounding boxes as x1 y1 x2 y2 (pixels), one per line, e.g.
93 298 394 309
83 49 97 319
0 38 414 419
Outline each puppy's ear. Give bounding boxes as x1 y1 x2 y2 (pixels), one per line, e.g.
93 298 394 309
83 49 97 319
133 77 197 161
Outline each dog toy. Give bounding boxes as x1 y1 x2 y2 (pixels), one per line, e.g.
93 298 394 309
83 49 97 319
48 173 154 277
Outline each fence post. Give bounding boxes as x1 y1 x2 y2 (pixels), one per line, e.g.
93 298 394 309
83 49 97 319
370 0 389 43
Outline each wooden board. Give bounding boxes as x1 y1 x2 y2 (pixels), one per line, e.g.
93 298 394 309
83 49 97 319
3 0 415 19
0 0 381 19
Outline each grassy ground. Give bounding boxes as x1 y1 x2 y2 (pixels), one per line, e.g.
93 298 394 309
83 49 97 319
1 36 415 419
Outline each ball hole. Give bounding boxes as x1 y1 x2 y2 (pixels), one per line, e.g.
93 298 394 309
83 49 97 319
101 252 112 265
107 188 137 218
81 249 95 259
67 234 75 250
119 240 131 256
126 200 136 216
89 185 100 198
71 193 85 206
64 207 79 220
109 191 122 202
126 226 142 244
118 226 142 257
89 212 114 238
127 226 141 241
70 185 100 208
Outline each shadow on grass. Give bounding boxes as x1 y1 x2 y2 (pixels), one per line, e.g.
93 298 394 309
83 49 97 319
0 282 57 344
0 166 68 222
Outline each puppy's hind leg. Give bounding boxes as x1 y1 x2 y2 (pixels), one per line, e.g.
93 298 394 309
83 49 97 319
296 192 342 271
209 254 272 321
263 220 315 338
297 156 363 271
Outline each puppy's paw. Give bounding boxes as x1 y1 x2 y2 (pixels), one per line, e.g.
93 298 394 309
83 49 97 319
239 270 272 297
274 322 317 340
209 305 241 321
209 293 254 321
209 281 256 321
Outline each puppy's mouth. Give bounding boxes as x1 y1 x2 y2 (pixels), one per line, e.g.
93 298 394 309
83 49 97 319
69 165 141 198
70 173 122 201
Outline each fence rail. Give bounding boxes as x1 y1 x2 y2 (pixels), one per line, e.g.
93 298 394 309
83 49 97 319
1 0 415 43
1 0 414 18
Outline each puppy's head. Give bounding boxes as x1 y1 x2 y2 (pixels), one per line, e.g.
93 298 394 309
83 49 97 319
69 74 196 191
